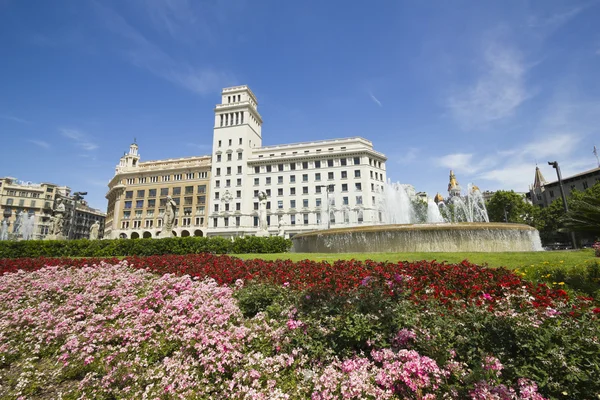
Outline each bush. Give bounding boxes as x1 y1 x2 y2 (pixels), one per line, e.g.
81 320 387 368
0 236 292 258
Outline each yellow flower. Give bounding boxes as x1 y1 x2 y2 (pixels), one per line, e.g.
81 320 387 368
559 260 564 263
558 282 565 285
552 282 557 285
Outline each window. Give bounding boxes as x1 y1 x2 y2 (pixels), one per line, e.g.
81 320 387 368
315 160 321 168
266 177 271 185
148 199 156 208
236 216 240 226
266 189 271 196
6 198 13 205
236 190 241 198
184 197 193 205
236 203 241 211
328 172 334 180
214 204 219 212
216 180 221 188
254 202 259 210
290 175 296 183
148 189 157 197
341 171 347 179
173 187 181 195
184 186 193 195
290 163 296 170
327 159 334 167
302 174 308 182
278 200 283 209
354 157 360 165
302 161 309 169
266 165 272 173
197 185 206 194
239 138 243 145
228 139 232 146
217 154 222 162
218 140 222 147
343 196 349 205
125 201 132 209
226 167 231 175
290 200 296 208
237 166 242 174
549 190 554 198
186 173 194 179
315 173 321 181
290 214 296 225
161 188 169 196
254 190 259 198
316 186 322 194
355 183 362 191
303 214 309 225
278 188 283 196
214 218 218 228
215 192 220 200
354 170 361 178
583 181 589 189
125 191 133 199
226 179 231 187
238 152 243 160
236 178 242 186
278 176 283 184
303 199 309 208
254 178 259 185
303 187 309 194
356 196 363 205
254 166 260 173
342 184 348 192
227 153 232 161
253 216 258 227
216 168 221 176
290 188 296 195
340 158 347 166
278 164 284 171
316 198 322 207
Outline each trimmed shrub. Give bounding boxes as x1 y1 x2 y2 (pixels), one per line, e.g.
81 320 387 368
0 236 292 258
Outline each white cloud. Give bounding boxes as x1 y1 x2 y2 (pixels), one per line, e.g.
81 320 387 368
28 139 50 149
396 147 419 165
60 128 98 151
436 153 474 171
94 2 233 95
369 92 382 107
0 114 30 124
447 42 531 129
527 6 585 29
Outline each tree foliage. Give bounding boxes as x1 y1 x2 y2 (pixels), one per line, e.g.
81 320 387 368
485 191 539 226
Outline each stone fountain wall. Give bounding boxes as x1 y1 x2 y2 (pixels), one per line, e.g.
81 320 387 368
291 223 543 253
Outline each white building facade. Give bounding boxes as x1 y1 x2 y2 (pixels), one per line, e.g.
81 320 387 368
207 86 388 237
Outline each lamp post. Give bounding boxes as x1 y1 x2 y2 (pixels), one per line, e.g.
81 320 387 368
317 185 334 229
67 191 87 240
547 161 577 249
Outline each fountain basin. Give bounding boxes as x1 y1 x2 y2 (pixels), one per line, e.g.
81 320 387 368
291 223 543 253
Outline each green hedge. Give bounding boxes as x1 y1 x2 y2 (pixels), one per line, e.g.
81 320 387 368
0 236 293 259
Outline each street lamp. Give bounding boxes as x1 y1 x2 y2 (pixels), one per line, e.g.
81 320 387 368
547 161 577 249
68 191 87 240
317 184 334 229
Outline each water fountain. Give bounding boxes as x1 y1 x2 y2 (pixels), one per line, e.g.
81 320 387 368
292 170 543 253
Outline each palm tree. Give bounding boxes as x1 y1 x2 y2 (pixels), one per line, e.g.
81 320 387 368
560 195 600 235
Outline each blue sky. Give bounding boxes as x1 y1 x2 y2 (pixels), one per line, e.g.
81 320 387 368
1 0 600 210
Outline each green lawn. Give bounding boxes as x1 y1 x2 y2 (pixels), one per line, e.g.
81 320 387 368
236 249 596 269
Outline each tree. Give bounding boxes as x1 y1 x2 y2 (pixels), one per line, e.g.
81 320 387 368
485 191 539 226
560 182 600 237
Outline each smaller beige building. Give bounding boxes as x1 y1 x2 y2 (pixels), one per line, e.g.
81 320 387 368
0 177 105 240
105 141 211 239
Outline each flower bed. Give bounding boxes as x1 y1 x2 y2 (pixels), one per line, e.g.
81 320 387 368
1 255 598 399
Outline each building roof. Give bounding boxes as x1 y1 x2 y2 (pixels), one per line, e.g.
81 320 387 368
532 166 546 189
542 166 600 186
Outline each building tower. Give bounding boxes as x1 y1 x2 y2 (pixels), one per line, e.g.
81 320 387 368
529 165 547 206
208 86 263 234
117 140 141 172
